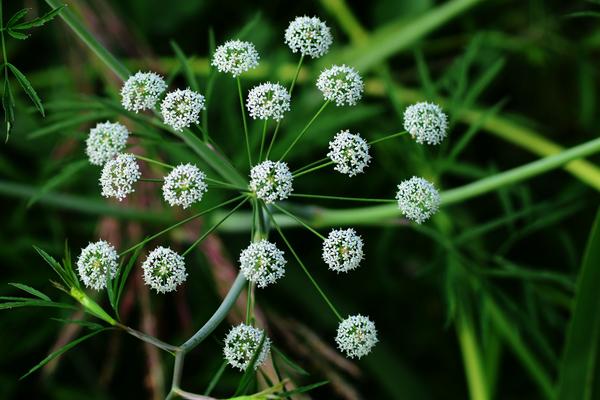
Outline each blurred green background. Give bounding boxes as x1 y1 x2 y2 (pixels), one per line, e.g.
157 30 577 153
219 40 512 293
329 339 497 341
1 0 600 399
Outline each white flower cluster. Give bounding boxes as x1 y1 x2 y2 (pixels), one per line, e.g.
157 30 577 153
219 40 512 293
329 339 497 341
76 240 119 290
317 65 363 106
403 102 448 145
212 40 260 77
246 82 291 121
396 176 441 224
335 315 378 359
142 246 187 293
100 153 141 201
322 229 364 273
85 121 129 166
161 89 205 132
284 16 332 59
327 130 371 176
239 240 286 288
162 164 208 209
249 160 293 204
224 323 271 371
121 71 167 113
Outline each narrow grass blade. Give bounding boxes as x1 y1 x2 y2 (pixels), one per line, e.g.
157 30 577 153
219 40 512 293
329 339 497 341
7 63 44 116
8 283 50 301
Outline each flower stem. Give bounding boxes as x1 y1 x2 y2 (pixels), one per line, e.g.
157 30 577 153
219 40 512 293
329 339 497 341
293 161 334 178
237 77 252 167
133 154 174 169
456 314 489 400
139 178 163 183
272 203 326 240
279 100 330 161
117 323 179 354
293 157 329 175
266 208 343 321
182 197 249 256
119 195 246 256
291 193 394 203
259 119 268 162
368 130 408 145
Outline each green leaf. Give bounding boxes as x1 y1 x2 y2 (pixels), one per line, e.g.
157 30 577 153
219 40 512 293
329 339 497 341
7 63 44 116
33 245 71 287
0 300 76 311
275 381 329 397
113 246 142 317
6 8 30 27
27 111 113 139
11 5 66 30
27 159 89 207
234 333 267 396
50 318 104 330
204 360 228 395
20 328 108 379
7 29 30 40
8 283 51 301
557 208 600 400
2 79 15 140
272 345 309 375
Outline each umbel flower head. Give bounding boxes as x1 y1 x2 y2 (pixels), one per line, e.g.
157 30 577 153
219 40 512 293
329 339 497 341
85 121 129 166
76 240 119 290
327 130 371 176
316 64 363 106
335 314 378 359
224 323 271 371
322 228 364 273
284 16 333 58
142 246 187 293
396 176 441 224
162 164 208 209
100 153 141 201
239 240 286 288
403 102 448 145
249 160 293 204
121 71 167 113
161 89 205 131
212 40 260 77
246 82 291 121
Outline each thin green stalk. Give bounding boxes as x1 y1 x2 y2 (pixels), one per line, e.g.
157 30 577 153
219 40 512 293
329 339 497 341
264 54 305 160
179 272 247 352
266 208 343 321
245 281 253 324
119 195 245 256
456 315 489 400
291 193 393 203
293 157 330 175
259 119 268 162
118 324 179 353
293 161 334 178
368 130 408 145
237 77 252 166
272 203 325 240
182 197 249 256
205 176 247 191
139 178 163 183
279 100 330 161
133 154 174 169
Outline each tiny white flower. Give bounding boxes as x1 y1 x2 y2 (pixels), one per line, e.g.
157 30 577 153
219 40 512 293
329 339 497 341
327 130 371 176
76 240 119 290
249 160 293 204
403 102 448 145
161 89 205 131
322 229 364 273
121 71 167 113
162 164 208 209
239 240 286 288
99 153 141 201
142 246 187 293
395 176 441 224
246 82 291 121
316 65 363 106
212 40 260 77
224 323 271 371
335 314 378 359
85 121 129 166
284 16 333 59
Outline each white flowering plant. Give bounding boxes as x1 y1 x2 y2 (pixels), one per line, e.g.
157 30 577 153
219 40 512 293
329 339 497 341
5 2 600 400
